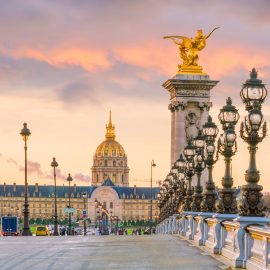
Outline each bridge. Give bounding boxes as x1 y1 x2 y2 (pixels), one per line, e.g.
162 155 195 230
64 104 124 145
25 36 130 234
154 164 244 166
0 235 228 270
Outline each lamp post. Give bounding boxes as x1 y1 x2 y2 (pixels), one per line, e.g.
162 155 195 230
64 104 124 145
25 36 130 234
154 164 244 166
182 140 196 211
191 131 206 212
67 173 73 235
216 97 239 214
20 123 32 236
150 160 156 222
201 116 219 212
82 192 87 236
177 155 187 210
238 69 267 216
51 157 59 236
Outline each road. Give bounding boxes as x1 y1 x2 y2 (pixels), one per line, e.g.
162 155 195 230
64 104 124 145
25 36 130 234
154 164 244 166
0 235 225 270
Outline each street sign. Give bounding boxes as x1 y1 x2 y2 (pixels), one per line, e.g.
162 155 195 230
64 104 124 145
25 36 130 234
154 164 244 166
64 208 75 213
82 210 87 215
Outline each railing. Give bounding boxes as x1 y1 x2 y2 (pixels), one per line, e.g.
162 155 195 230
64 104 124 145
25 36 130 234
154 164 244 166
156 213 270 269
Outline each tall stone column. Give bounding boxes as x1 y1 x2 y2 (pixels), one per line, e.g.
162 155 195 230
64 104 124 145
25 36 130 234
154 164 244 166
163 74 218 186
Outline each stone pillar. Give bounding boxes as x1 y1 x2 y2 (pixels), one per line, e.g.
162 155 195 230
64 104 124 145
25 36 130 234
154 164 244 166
163 74 218 176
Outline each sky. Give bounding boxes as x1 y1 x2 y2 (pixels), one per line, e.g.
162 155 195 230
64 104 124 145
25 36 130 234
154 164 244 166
0 0 270 189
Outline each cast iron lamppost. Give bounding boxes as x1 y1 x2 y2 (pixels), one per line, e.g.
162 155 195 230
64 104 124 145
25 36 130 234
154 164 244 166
191 131 206 212
51 157 59 236
82 192 87 236
150 160 156 222
201 116 219 212
238 68 267 216
182 140 196 211
20 123 32 236
67 173 73 235
216 97 239 214
174 154 187 211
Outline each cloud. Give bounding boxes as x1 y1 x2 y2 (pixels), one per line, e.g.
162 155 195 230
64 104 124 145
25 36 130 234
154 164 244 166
1 154 91 184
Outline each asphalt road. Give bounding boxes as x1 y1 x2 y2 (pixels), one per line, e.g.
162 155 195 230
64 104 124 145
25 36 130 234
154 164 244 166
0 235 225 270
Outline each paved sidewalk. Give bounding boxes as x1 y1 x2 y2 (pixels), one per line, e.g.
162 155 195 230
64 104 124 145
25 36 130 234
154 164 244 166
0 235 224 270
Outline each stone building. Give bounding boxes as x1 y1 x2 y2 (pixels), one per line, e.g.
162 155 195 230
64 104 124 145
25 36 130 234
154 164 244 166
0 183 89 220
91 112 129 187
0 181 159 223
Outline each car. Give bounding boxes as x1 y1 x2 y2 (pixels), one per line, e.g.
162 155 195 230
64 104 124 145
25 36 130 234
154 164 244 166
36 226 50 236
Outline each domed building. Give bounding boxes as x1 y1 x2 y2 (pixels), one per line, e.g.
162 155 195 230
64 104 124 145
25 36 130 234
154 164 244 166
91 112 129 187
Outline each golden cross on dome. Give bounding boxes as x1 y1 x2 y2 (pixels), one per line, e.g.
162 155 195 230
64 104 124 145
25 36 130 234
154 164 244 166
106 110 115 140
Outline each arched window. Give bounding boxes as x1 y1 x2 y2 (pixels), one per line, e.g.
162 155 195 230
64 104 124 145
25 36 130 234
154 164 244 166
104 160 108 167
122 175 124 183
113 160 116 167
96 174 99 182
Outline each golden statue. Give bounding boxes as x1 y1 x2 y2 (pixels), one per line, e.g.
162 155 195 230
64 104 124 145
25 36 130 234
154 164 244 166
164 27 219 75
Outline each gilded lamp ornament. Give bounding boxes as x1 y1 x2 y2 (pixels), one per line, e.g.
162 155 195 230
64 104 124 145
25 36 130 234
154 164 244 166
164 27 219 75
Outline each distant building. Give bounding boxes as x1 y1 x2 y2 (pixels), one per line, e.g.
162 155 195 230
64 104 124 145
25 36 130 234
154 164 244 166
0 181 159 222
0 112 160 223
91 111 129 187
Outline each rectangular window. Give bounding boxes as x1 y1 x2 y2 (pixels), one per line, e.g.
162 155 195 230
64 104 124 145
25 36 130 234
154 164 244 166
103 202 106 209
110 202 113 209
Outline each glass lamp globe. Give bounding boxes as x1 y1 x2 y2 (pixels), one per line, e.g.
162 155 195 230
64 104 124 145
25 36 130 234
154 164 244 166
240 68 267 109
202 115 219 142
176 154 186 170
218 97 240 129
248 108 263 131
206 143 215 155
224 128 236 147
184 141 197 160
193 130 205 149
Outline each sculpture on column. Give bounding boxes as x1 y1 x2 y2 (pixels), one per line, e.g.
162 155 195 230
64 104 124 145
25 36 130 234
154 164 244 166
164 27 219 74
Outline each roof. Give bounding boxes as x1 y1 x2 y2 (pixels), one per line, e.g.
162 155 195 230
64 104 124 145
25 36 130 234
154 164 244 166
102 178 115 186
0 183 160 200
0 184 95 198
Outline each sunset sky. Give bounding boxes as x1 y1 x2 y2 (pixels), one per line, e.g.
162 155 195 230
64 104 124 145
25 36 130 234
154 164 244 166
0 1 270 189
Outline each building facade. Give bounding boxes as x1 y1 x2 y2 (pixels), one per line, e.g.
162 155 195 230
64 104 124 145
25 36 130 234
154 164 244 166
0 183 89 221
0 181 159 223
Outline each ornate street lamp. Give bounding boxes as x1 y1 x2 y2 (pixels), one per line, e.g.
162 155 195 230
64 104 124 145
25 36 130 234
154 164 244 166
175 154 187 210
218 97 240 130
20 123 32 236
238 69 267 216
67 173 73 235
82 192 87 236
191 131 206 212
201 116 219 212
150 160 156 222
216 97 239 214
240 68 267 111
191 148 205 212
182 140 196 211
51 157 59 236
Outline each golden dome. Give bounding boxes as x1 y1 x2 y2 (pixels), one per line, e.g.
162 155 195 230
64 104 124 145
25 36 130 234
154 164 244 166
95 111 126 158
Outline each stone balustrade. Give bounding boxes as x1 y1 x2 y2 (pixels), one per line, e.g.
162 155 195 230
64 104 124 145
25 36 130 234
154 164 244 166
157 213 270 269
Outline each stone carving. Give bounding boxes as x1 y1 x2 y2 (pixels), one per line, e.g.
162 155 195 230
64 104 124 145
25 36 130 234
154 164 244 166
185 111 200 140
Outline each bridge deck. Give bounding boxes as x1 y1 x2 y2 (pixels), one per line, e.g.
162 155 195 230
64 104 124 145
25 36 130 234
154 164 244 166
0 235 226 269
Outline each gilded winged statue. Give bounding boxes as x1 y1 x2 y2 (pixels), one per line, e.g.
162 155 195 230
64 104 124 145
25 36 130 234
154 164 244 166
164 28 219 71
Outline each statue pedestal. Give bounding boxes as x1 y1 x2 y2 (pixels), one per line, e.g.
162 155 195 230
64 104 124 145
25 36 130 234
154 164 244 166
163 74 218 186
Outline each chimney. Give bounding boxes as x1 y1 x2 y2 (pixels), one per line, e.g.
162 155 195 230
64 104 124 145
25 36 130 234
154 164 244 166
74 183 77 193
13 183 16 192
35 183 39 193
3 182 6 192
134 185 137 195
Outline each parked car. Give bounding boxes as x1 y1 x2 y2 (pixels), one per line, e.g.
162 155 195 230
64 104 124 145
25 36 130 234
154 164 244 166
36 226 50 236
